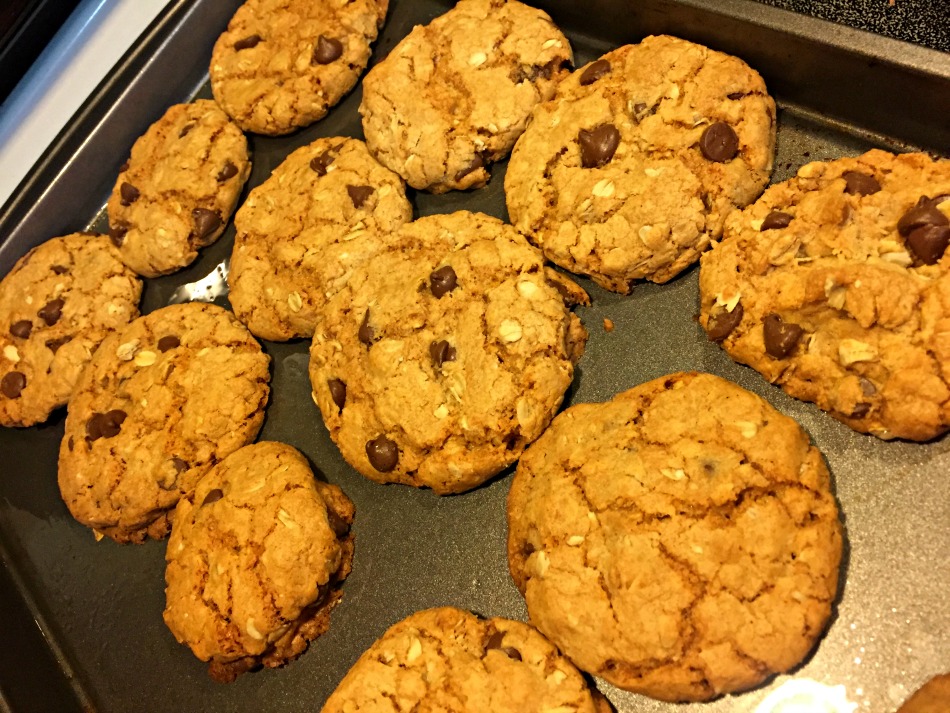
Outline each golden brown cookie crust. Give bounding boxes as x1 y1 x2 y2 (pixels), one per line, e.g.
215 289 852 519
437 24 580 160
164 442 354 682
505 35 776 293
507 372 843 702
897 673 950 713
699 149 950 441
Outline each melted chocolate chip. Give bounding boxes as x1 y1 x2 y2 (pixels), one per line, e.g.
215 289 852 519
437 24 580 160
850 402 871 418
119 182 140 206
172 457 188 473
454 154 485 182
531 58 564 80
897 202 948 237
328 378 347 411
842 171 881 196
85 409 127 441
761 211 794 231
178 123 194 138
762 314 804 359
578 124 620 169
706 303 743 342
45 337 71 354
38 299 64 326
859 378 877 396
326 509 350 538
727 92 747 100
485 630 522 660
157 335 180 352
907 224 950 265
10 321 32 339
1 372 26 399
579 59 610 86
192 208 222 244
699 122 739 162
429 266 458 298
118 160 129 173
310 151 335 176
312 35 343 65
346 185 374 208
365 435 398 472
109 223 128 247
217 161 238 182
358 311 376 346
430 340 457 368
202 488 224 506
51 264 69 275
234 34 262 51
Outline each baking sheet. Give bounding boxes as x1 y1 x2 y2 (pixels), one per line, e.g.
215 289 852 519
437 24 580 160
0 0 948 711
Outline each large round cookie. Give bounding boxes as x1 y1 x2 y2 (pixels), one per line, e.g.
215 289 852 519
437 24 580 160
506 35 776 293
164 442 354 682
0 234 141 427
360 0 573 193
106 100 251 277
321 607 610 713
57 303 270 544
229 137 412 341
210 0 388 135
308 211 588 494
506 372 843 702
699 150 950 441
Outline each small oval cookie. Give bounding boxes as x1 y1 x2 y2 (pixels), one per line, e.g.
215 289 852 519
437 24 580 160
360 0 573 193
308 211 588 494
229 137 412 341
321 607 610 713
699 149 950 441
107 100 251 277
506 35 776 293
57 303 270 544
164 442 354 682
507 372 843 702
211 0 388 135
0 234 141 427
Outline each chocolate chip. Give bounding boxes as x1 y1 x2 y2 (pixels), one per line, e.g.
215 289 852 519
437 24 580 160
178 123 194 138
45 337 71 354
51 264 69 275
842 171 881 196
859 378 877 396
328 378 346 411
1 372 26 399
202 488 224 506
312 35 343 64
630 102 653 122
38 299 64 326
430 340 457 368
346 185 374 208
109 223 128 247
454 154 484 182
365 435 398 472
234 34 261 51
578 124 620 168
157 335 180 352
358 311 376 346
579 59 610 86
727 92 747 100
118 160 129 173
850 402 871 418
699 122 739 162
706 303 743 342
762 314 804 359
86 409 127 441
326 509 350 538
216 161 238 182
485 630 522 660
172 457 188 473
429 266 458 298
310 151 334 176
120 182 140 206
530 58 564 80
10 321 31 339
897 202 948 237
907 224 950 265
192 208 222 244
761 211 794 231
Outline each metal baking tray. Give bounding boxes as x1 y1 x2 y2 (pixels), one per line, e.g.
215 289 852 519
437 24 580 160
1 0 948 710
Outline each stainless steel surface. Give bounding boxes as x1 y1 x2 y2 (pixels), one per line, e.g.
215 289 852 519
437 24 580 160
0 0 947 711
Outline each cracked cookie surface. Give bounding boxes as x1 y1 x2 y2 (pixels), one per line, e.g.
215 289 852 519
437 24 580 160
506 371 842 702
505 35 775 293
106 100 251 277
211 0 388 135
229 137 412 341
0 234 141 427
897 673 950 713
359 0 573 193
57 302 270 544
321 606 610 713
699 150 950 441
308 211 588 494
164 441 354 682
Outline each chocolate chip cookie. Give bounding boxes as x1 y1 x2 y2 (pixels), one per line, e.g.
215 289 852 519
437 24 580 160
897 673 950 713
507 372 843 702
321 607 611 713
308 211 588 494
0 234 142 427
360 0 573 193
107 100 250 277
164 441 354 682
57 302 270 544
505 34 776 293
229 137 412 341
699 149 950 441
210 0 388 135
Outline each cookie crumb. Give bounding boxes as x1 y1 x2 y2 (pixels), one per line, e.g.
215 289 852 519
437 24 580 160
603 318 614 332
